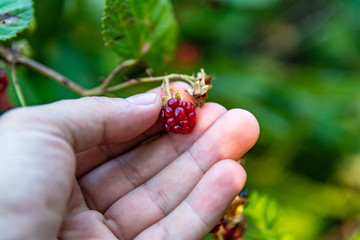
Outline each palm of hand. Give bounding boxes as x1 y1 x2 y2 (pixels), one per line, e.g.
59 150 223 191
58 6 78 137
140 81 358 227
62 107 256 239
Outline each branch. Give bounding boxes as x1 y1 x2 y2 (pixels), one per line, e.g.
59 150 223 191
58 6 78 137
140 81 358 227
0 46 200 98
17 56 87 96
0 46 87 96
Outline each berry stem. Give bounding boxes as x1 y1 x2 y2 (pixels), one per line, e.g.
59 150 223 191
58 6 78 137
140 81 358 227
97 73 196 94
11 62 26 107
164 77 172 98
99 58 139 88
0 46 198 98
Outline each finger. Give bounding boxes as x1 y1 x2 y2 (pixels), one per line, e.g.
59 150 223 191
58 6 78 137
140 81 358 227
79 102 227 211
75 81 194 177
102 109 259 239
134 160 246 240
17 93 161 177
0 112 76 240
75 122 162 177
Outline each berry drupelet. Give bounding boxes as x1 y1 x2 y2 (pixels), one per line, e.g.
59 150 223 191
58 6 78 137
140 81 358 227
159 98 196 134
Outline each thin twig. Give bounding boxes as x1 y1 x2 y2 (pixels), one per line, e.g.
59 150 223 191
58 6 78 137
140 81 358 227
11 62 26 106
0 46 87 96
101 59 138 88
102 73 196 94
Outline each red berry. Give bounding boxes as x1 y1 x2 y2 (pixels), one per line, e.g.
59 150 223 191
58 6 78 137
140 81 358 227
166 117 177 127
159 98 196 134
210 217 224 233
174 107 186 121
172 125 182 134
164 123 171 133
179 117 189 127
189 112 196 124
159 109 165 122
164 106 173 118
178 99 186 108
167 98 178 108
181 126 191 134
0 70 12 112
0 69 9 93
186 102 195 113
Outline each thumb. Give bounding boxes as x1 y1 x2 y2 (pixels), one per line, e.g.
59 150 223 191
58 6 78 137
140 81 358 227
0 93 161 240
55 93 162 152
3 92 162 153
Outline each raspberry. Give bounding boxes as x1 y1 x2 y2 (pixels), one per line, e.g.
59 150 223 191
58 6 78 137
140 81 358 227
159 98 196 134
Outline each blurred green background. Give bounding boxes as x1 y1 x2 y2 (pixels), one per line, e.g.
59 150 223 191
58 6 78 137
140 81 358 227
2 0 360 239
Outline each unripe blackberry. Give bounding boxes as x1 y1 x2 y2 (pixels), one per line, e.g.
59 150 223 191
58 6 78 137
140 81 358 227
159 98 196 134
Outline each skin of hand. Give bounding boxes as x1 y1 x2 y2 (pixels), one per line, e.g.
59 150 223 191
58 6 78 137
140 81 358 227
0 82 259 240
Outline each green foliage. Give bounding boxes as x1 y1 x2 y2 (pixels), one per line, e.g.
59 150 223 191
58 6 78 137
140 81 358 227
102 0 178 70
223 0 280 9
349 230 360 240
0 0 34 41
243 192 292 240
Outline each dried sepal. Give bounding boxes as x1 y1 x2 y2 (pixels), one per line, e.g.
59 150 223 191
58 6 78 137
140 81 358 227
162 96 170 106
174 92 182 100
186 68 213 107
197 68 213 89
162 85 183 104
212 190 248 240
224 193 248 229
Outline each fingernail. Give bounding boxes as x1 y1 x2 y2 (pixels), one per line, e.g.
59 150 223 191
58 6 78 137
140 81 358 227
126 93 158 105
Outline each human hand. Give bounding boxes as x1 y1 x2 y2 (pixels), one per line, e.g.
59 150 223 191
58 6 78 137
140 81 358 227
0 83 259 240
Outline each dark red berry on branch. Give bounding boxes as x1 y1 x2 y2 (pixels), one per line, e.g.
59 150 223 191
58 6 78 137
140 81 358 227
159 98 196 134
0 94 12 112
0 69 12 112
0 69 9 93
210 217 224 234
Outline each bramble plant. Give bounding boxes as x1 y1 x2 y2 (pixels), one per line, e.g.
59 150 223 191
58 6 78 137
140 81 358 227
0 0 212 110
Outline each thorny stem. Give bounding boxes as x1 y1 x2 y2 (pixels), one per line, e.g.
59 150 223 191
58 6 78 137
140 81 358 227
0 46 198 98
11 62 26 106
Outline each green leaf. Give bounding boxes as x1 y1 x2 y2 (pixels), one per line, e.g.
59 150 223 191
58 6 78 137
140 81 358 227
0 0 34 41
225 0 279 9
102 0 178 69
243 192 292 240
